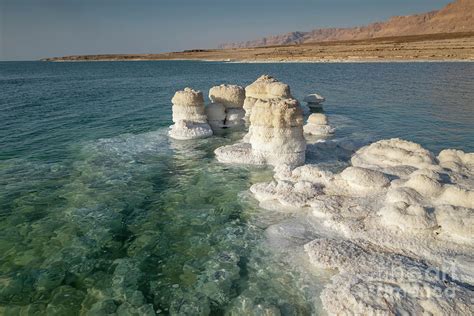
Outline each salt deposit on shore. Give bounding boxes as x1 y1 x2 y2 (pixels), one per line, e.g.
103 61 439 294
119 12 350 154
250 138 474 315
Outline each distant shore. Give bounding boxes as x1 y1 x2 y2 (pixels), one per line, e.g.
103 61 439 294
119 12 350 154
43 32 474 63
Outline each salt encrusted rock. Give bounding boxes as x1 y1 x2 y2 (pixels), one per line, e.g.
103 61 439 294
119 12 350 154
169 120 213 140
245 75 292 99
209 84 245 109
247 138 474 315
243 75 292 119
305 238 473 316
303 93 325 107
435 205 474 244
438 149 474 175
303 113 335 136
215 97 306 167
351 138 437 176
171 88 207 123
208 84 245 128
339 166 390 194
169 88 213 140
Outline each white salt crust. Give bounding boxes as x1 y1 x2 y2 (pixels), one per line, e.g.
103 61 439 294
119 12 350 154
209 84 245 109
215 97 306 167
248 138 474 315
169 88 213 140
208 84 246 129
303 113 335 136
243 75 292 119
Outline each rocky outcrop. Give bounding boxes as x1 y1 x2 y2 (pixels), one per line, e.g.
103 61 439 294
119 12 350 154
208 84 245 128
215 77 306 167
219 0 474 49
168 88 213 140
303 113 334 136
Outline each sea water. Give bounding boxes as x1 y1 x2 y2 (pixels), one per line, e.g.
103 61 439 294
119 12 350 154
0 61 473 315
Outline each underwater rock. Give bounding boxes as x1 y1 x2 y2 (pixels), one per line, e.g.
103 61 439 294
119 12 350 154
169 88 213 140
303 113 334 136
215 97 306 167
46 286 86 315
303 93 325 108
243 75 292 119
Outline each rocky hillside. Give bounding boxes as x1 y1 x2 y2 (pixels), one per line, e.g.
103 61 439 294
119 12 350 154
220 0 474 49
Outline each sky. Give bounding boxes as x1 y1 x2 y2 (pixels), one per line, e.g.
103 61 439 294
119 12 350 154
0 0 453 61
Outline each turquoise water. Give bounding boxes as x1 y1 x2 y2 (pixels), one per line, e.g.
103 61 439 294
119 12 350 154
0 61 473 315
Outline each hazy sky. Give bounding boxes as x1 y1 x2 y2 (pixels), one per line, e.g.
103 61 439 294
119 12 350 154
1 0 452 61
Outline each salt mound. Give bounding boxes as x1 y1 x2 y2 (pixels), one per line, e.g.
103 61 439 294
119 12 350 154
438 149 474 175
305 238 473 315
339 166 390 193
243 75 292 119
209 84 245 109
215 97 306 167
303 113 335 136
352 138 437 176
303 93 325 108
208 84 245 129
247 138 474 314
245 75 292 100
169 88 213 140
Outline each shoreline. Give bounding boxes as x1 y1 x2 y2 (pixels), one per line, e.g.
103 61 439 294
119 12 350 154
42 32 474 63
46 58 474 63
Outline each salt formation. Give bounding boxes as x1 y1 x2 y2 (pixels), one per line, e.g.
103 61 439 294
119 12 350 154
303 113 334 136
215 96 306 167
303 93 325 108
243 75 292 119
169 88 213 140
208 84 246 128
248 138 474 315
305 238 473 315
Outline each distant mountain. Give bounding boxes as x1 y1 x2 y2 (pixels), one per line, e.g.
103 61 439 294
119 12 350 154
219 0 474 49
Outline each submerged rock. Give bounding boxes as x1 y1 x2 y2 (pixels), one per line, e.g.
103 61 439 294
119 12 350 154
169 88 213 140
303 113 334 136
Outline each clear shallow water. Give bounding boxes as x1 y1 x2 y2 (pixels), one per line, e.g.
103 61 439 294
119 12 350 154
0 61 473 315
